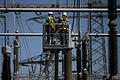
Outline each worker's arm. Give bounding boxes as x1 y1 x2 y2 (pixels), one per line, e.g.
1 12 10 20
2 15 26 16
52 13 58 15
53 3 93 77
53 17 58 23
46 17 49 23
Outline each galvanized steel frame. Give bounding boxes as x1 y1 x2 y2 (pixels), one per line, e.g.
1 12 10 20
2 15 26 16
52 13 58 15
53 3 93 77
87 0 107 79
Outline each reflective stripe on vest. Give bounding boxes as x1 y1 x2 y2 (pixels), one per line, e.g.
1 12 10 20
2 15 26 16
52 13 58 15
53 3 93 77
60 17 68 22
56 27 69 32
47 17 54 23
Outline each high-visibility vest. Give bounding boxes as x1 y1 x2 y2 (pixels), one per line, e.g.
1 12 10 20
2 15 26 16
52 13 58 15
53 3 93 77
56 17 69 32
46 16 55 29
46 16 54 23
56 27 69 32
59 17 68 24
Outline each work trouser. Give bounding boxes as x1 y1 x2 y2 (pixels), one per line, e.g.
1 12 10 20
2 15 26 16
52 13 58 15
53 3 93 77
50 28 55 44
45 26 50 44
58 29 68 45
45 24 55 44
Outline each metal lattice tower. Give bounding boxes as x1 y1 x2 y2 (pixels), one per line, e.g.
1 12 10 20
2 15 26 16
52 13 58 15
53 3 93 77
88 0 107 79
19 52 55 80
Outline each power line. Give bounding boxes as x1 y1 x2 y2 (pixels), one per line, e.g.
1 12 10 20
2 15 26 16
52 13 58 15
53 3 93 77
19 14 32 58
15 13 31 61
25 22 34 33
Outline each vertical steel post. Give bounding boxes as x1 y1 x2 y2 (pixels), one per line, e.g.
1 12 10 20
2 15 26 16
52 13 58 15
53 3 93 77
108 27 117 79
108 0 117 20
77 46 81 80
4 0 6 48
2 47 11 80
77 0 81 80
88 0 92 75
14 30 19 79
64 49 72 80
62 51 65 78
2 0 11 80
55 52 59 80
88 0 107 78
82 39 87 80
108 0 118 79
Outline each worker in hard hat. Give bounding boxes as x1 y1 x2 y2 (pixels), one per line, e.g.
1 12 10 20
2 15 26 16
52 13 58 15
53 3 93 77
46 12 56 44
57 12 69 32
57 12 69 45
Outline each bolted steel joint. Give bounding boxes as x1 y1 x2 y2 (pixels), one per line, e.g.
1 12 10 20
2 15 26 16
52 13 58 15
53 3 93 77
15 30 19 33
108 20 117 30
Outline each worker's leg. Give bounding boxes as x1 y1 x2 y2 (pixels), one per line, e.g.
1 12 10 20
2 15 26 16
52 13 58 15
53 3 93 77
51 28 55 44
65 31 69 45
65 25 69 45
47 27 50 44
59 30 63 45
45 25 50 44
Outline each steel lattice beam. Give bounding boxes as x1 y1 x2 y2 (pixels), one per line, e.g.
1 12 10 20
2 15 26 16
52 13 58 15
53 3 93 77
87 0 107 79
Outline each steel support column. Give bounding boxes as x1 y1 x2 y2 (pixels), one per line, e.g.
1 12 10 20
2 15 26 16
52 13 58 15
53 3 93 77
13 31 19 79
77 0 81 79
55 52 59 80
77 46 82 80
88 0 107 79
2 47 11 80
82 40 87 80
62 51 65 78
64 50 72 80
108 27 118 79
108 0 118 79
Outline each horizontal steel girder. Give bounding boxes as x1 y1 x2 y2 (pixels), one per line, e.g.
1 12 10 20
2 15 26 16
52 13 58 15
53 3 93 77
0 33 120 37
0 8 120 12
